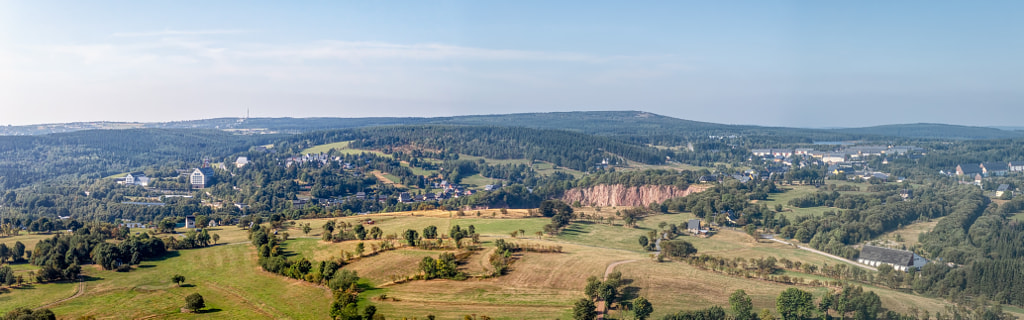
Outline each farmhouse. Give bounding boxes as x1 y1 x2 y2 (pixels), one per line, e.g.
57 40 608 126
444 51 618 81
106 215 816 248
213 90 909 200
184 215 196 229
857 245 927 271
687 219 709 236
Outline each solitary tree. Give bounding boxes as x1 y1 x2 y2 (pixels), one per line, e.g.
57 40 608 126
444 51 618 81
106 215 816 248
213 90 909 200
730 289 754 320
572 298 597 320
184 293 205 312
212 233 220 245
632 296 654 320
172 274 186 286
638 236 649 249
302 223 312 236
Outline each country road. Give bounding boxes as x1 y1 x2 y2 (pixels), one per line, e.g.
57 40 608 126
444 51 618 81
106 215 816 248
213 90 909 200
36 276 85 310
766 237 877 271
595 259 638 319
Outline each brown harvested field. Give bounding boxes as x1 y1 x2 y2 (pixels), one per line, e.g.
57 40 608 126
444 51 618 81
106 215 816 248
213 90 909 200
365 240 645 319
346 249 446 284
622 259 955 318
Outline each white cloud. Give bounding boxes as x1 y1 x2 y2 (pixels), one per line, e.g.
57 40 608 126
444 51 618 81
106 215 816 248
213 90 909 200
110 29 249 37
234 41 609 63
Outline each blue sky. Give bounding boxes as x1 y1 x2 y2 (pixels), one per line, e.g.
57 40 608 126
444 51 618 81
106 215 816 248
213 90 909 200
1 1 1022 127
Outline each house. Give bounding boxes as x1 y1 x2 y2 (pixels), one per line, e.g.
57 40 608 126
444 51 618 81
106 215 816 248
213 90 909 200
857 246 927 271
822 153 846 164
687 219 710 236
121 172 150 186
184 215 196 229
956 164 983 176
687 219 701 233
750 149 774 157
355 192 367 200
235 157 249 168
900 189 913 200
698 175 718 183
1009 161 1024 172
397 192 412 203
981 162 1009 177
190 167 215 189
730 174 751 183
996 184 1010 197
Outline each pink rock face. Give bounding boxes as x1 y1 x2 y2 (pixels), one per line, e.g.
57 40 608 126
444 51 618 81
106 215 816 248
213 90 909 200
560 184 708 207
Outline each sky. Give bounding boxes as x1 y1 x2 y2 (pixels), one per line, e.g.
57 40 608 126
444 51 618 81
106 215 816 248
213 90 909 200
1 1 1022 128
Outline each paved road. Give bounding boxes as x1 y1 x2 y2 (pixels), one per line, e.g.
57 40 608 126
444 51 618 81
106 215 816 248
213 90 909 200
766 237 877 272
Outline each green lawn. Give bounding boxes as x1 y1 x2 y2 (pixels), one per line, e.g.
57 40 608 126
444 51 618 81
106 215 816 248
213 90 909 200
460 174 499 187
1012 212 1024 222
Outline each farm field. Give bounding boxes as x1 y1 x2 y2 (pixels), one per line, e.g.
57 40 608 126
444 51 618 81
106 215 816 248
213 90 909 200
4 206 1004 319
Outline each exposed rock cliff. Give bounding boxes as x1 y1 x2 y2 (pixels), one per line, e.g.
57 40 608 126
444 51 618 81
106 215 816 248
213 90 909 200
560 184 708 207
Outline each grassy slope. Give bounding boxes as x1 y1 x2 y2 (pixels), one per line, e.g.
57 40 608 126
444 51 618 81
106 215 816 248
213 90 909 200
3 207 993 319
2 243 333 319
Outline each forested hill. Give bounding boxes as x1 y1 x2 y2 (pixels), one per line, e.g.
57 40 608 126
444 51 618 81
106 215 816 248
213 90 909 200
6 110 1021 141
0 129 276 189
293 125 671 172
832 123 1024 140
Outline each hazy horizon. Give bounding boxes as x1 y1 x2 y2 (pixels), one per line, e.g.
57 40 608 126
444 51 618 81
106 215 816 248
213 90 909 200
2 1 1022 127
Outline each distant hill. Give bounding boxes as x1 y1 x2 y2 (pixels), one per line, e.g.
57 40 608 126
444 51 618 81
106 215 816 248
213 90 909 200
2 111 1020 141
832 123 1024 140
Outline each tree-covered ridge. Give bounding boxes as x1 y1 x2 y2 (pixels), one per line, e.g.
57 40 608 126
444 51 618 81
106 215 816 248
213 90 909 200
0 129 276 190
296 125 671 172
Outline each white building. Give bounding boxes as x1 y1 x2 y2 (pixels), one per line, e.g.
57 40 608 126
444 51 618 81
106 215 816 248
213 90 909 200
190 168 215 189
235 156 249 168
857 246 927 271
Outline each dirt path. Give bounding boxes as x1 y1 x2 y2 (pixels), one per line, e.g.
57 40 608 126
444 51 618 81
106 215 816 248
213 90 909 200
767 237 877 271
370 171 405 188
36 276 85 310
595 259 638 319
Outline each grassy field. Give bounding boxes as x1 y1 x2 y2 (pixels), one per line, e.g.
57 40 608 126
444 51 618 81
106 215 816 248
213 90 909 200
460 173 500 187
1012 212 1024 222
871 218 944 247
1 232 65 252
756 184 879 219
3 206 997 319
2 243 333 319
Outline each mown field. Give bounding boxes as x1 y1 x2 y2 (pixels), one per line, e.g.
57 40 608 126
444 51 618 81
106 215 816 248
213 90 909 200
2 205 1000 319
